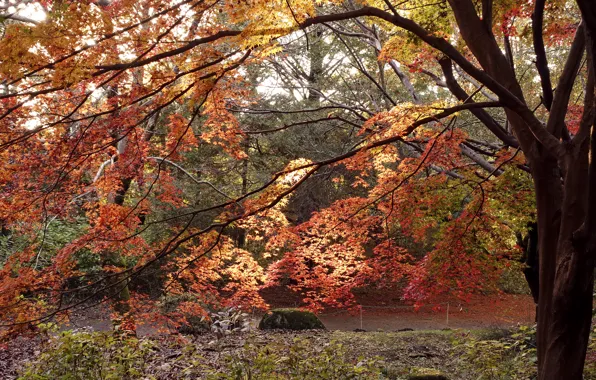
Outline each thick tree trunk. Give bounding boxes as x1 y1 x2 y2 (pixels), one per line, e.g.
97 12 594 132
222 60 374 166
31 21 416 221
538 234 594 379
535 136 594 378
541 242 594 379
533 158 563 375
536 10 596 376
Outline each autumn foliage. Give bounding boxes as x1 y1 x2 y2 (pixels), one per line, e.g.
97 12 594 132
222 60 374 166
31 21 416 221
0 0 542 330
1 3 595 377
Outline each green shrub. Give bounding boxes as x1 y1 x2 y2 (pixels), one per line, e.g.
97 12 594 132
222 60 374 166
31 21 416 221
498 266 530 295
452 325 537 379
19 330 154 380
207 337 382 379
585 327 596 379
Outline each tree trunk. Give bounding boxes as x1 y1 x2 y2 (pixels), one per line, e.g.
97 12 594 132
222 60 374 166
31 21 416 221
535 134 594 378
518 222 539 304
535 9 596 376
307 28 323 105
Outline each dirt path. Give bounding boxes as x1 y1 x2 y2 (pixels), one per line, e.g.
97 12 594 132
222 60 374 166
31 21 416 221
64 294 535 334
318 294 536 331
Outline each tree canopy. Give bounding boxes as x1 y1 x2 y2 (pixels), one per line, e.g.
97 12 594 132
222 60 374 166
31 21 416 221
0 0 595 377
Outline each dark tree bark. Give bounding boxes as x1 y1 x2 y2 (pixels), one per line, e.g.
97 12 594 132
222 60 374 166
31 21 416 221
518 222 539 304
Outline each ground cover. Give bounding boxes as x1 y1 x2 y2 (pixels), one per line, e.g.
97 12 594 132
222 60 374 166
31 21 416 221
3 325 570 379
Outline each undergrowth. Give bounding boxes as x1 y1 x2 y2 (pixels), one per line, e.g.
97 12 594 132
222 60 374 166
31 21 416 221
15 324 596 379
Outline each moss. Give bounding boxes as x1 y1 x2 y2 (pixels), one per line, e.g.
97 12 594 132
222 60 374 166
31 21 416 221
258 308 326 330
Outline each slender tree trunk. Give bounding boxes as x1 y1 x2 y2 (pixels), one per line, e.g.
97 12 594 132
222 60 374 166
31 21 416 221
107 176 135 334
236 137 249 248
307 28 323 104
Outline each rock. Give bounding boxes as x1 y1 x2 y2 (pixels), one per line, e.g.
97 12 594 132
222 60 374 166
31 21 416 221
353 328 367 332
397 328 414 332
258 308 326 330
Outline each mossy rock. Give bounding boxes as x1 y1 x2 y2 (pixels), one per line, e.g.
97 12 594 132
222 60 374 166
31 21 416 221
408 367 449 380
258 308 326 330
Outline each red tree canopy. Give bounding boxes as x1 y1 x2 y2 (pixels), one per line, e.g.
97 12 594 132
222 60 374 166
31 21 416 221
0 0 582 338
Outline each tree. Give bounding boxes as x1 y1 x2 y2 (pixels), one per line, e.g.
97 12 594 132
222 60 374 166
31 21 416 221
0 0 594 378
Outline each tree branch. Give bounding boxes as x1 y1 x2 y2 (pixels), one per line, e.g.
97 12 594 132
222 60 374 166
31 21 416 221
445 0 563 158
574 44 595 145
146 157 233 199
481 0 493 32
460 143 502 175
532 0 554 110
2 12 40 24
546 24 585 138
94 30 241 75
439 57 518 147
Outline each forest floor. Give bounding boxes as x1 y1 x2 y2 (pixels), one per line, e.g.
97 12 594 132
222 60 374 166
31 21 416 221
0 289 537 379
1 328 526 379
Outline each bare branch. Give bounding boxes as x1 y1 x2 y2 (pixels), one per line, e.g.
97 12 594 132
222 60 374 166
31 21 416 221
94 30 241 75
2 12 39 24
532 0 554 110
146 157 233 199
439 57 518 147
460 143 502 175
546 25 585 138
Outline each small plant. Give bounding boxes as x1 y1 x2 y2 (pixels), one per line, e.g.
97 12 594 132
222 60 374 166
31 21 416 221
19 330 154 380
160 293 210 334
210 307 251 339
452 325 537 379
207 337 382 379
585 327 596 379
